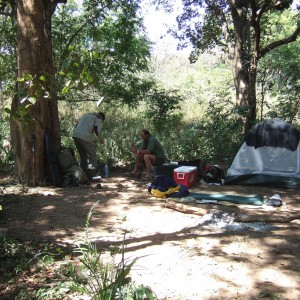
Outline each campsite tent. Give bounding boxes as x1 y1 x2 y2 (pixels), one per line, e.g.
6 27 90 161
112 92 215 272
225 119 300 189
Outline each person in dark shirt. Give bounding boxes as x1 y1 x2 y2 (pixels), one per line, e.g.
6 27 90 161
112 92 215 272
130 129 166 180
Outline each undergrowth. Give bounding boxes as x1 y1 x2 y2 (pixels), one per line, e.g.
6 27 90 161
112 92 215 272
0 202 155 300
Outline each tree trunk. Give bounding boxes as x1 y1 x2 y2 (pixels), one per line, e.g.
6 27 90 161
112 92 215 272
10 0 60 186
230 0 257 136
246 60 258 133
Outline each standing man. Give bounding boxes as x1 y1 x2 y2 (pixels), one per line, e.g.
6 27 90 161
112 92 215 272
73 111 105 181
130 129 166 180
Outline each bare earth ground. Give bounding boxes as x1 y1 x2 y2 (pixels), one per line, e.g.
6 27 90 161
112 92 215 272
1 168 300 300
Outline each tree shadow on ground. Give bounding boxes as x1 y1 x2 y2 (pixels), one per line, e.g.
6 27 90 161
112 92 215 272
1 171 300 299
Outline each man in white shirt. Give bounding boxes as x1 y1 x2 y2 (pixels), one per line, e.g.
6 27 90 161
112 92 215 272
73 112 105 180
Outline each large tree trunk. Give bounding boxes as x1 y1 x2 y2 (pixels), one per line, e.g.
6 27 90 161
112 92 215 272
10 0 60 186
230 0 257 136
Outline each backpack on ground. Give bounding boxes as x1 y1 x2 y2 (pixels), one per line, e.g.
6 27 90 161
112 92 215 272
202 164 225 184
58 148 77 171
58 148 89 186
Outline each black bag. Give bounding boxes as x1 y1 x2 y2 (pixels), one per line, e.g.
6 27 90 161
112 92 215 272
45 129 62 187
202 164 225 184
62 165 89 186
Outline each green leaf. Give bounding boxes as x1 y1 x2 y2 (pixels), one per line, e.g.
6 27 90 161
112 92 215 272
20 96 28 103
85 72 94 84
93 51 99 59
144 287 155 300
61 86 69 95
28 96 37 104
134 287 146 300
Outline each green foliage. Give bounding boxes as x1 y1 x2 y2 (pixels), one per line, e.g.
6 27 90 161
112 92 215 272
49 59 249 181
71 201 155 300
0 203 156 300
202 99 244 161
1 0 299 173
0 113 13 165
0 12 16 163
52 0 154 106
0 12 16 77
0 233 29 277
165 0 300 133
144 88 183 133
150 52 233 110
5 74 54 124
260 8 299 48
152 99 243 164
0 232 49 280
173 0 299 62
257 10 300 123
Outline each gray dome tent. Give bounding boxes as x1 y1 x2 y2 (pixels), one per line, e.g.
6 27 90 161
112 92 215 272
225 119 300 189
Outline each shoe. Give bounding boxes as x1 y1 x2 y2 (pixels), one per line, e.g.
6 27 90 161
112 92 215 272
141 175 153 181
129 171 139 177
92 175 102 182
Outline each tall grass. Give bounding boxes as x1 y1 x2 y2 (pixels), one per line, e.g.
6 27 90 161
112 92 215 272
59 98 244 171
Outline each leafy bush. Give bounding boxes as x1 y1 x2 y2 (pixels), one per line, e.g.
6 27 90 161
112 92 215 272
0 110 13 165
58 96 244 170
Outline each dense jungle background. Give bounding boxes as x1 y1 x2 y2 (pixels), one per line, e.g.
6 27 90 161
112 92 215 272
0 1 299 174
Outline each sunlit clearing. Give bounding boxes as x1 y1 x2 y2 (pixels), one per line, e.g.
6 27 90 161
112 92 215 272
259 269 298 288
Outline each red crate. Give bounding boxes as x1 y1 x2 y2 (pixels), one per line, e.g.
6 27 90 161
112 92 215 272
173 166 198 188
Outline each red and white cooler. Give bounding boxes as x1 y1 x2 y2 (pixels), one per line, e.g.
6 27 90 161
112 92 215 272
173 166 198 188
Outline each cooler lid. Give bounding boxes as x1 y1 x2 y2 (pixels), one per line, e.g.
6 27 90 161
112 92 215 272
174 166 197 173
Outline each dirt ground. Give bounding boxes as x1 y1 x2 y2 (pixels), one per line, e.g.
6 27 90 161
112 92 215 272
1 168 300 300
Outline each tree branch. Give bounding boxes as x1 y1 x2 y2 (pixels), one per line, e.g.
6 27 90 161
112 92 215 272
219 8 234 56
259 25 300 58
57 2 113 70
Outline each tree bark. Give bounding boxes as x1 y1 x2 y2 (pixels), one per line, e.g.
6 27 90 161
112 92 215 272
230 0 258 135
10 0 60 186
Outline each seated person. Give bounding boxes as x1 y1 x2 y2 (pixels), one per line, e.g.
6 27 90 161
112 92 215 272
130 129 166 180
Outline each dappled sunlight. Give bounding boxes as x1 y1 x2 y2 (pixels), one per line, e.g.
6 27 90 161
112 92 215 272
194 238 220 253
259 269 298 288
223 238 257 256
1 171 300 299
1 185 64 197
41 205 56 211
128 239 257 299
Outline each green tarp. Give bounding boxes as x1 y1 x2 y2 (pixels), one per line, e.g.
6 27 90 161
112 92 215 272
188 192 264 205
